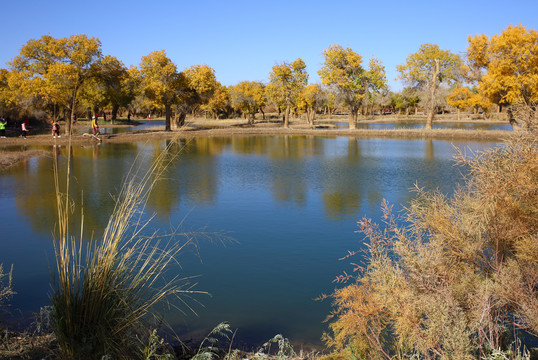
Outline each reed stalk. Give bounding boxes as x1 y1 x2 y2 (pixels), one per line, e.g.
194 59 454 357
50 138 204 359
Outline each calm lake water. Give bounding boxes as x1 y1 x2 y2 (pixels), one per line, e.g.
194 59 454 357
0 135 502 348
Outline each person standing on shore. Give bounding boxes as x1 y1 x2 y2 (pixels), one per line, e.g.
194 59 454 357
91 115 100 135
52 120 61 138
0 117 6 138
21 118 29 139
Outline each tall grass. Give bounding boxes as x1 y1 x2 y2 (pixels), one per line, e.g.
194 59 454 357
50 138 204 359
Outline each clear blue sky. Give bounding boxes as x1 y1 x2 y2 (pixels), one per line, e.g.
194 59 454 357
1 0 537 91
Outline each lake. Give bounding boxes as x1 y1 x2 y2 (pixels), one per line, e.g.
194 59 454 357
0 135 501 348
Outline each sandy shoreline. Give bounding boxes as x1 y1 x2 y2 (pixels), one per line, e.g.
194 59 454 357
0 123 513 145
0 118 515 171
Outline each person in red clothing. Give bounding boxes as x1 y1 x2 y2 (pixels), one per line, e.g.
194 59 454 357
52 120 61 138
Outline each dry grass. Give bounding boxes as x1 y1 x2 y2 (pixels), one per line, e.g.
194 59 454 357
50 137 207 359
0 332 56 359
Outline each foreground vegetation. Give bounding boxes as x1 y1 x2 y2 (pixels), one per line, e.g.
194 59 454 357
1 130 536 359
323 133 537 359
48 136 219 359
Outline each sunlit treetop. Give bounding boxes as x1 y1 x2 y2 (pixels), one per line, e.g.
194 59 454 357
184 64 218 98
319 45 364 93
468 25 538 105
397 43 462 88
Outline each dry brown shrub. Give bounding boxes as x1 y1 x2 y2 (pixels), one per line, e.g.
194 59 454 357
325 133 537 359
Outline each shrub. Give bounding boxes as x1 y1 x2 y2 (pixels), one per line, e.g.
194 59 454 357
325 133 538 359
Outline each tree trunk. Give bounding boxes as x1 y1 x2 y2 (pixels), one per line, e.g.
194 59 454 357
425 110 434 130
66 87 78 135
425 59 440 130
506 108 519 130
457 108 461 121
111 104 119 124
348 106 357 129
172 112 186 129
284 105 290 128
259 107 265 120
165 103 171 131
305 107 313 127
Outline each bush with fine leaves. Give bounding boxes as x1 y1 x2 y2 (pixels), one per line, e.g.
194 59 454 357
325 134 537 359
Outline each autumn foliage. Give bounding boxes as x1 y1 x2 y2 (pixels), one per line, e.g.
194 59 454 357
325 133 538 359
468 25 538 130
2 26 538 131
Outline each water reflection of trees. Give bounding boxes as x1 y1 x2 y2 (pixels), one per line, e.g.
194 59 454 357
15 143 138 237
13 136 458 231
146 138 220 218
322 138 367 219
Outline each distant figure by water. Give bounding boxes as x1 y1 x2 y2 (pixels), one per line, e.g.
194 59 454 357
92 116 100 135
21 118 29 139
52 120 61 138
0 117 6 138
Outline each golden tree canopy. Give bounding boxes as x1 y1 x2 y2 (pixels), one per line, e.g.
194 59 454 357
184 64 218 100
318 45 365 103
230 81 265 120
10 35 102 106
468 25 538 106
397 43 462 89
139 50 184 130
268 58 308 107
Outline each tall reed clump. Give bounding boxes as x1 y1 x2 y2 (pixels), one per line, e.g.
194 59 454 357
50 139 202 359
323 133 537 359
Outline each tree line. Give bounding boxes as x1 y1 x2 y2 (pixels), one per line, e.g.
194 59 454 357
0 25 537 134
